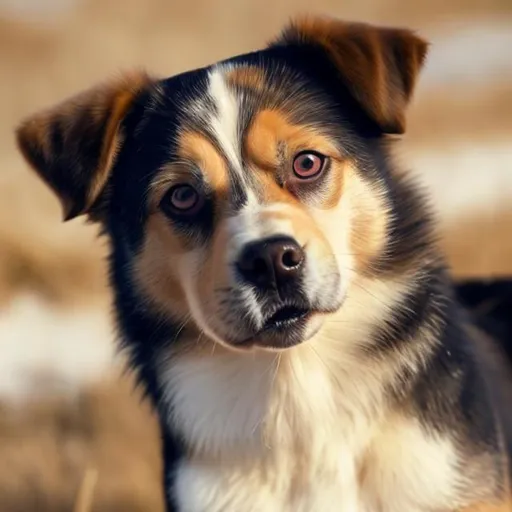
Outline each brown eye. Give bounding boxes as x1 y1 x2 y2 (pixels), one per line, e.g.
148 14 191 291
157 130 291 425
162 184 202 215
292 151 326 179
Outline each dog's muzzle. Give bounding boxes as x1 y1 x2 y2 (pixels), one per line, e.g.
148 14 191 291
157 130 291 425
235 235 312 348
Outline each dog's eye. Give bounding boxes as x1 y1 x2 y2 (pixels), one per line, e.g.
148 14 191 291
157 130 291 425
160 184 203 215
292 151 326 179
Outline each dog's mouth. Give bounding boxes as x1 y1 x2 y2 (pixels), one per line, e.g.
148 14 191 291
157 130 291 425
262 305 309 330
234 303 313 349
231 303 312 349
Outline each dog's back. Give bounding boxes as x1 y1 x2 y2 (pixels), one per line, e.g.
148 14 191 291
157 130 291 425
457 278 512 484
457 279 512 360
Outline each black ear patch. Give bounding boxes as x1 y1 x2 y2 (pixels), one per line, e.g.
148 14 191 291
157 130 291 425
272 16 428 134
16 71 151 221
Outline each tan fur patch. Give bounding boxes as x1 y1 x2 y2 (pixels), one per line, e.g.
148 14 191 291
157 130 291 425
225 66 266 91
132 214 190 319
245 109 285 169
178 131 229 196
194 224 231 318
345 164 389 273
89 72 151 209
257 172 295 204
246 109 339 168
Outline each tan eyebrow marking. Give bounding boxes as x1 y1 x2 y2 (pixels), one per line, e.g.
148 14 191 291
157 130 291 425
245 109 340 170
245 109 346 209
178 130 229 195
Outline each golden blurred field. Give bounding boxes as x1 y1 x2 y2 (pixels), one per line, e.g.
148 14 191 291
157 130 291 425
0 0 511 510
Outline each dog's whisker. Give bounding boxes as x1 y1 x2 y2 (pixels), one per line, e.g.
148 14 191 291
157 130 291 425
170 313 195 344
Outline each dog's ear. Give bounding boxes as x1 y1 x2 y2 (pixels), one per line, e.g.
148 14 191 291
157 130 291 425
272 17 428 134
16 71 151 221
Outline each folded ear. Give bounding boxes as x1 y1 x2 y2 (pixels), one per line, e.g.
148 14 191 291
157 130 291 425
16 71 151 221
272 17 428 134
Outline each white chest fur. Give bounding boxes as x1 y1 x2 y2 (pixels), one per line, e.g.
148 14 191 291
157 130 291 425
160 341 461 512
173 457 359 512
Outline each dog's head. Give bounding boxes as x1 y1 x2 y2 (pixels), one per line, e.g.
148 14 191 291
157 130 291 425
16 17 427 351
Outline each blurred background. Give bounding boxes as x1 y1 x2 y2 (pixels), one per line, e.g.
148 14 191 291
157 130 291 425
0 0 511 510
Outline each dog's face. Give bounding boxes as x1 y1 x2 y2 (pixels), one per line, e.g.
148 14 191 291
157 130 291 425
16 18 427 351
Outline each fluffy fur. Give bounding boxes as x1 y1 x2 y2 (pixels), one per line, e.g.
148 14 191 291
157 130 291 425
16 16 512 512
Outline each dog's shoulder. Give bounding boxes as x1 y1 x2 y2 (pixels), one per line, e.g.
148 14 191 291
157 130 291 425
403 278 512 496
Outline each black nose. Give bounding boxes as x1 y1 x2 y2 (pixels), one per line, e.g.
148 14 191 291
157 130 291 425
237 236 305 293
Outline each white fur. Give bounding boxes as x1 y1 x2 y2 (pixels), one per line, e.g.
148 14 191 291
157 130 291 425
362 416 463 511
165 338 362 512
207 66 256 204
309 192 353 310
207 68 240 170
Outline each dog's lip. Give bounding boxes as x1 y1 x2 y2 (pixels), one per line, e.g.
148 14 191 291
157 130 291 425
262 304 310 331
231 304 313 348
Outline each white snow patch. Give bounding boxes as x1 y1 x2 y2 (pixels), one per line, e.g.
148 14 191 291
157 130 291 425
0 294 117 402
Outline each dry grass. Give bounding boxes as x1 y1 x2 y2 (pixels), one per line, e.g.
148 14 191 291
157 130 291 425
442 211 512 279
73 469 98 512
407 82 512 149
0 162 108 307
0 373 164 512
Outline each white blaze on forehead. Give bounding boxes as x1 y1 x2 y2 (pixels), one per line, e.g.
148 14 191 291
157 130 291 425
207 68 242 174
207 67 258 204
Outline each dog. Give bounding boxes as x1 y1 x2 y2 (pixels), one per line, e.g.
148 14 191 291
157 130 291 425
15 16 512 512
